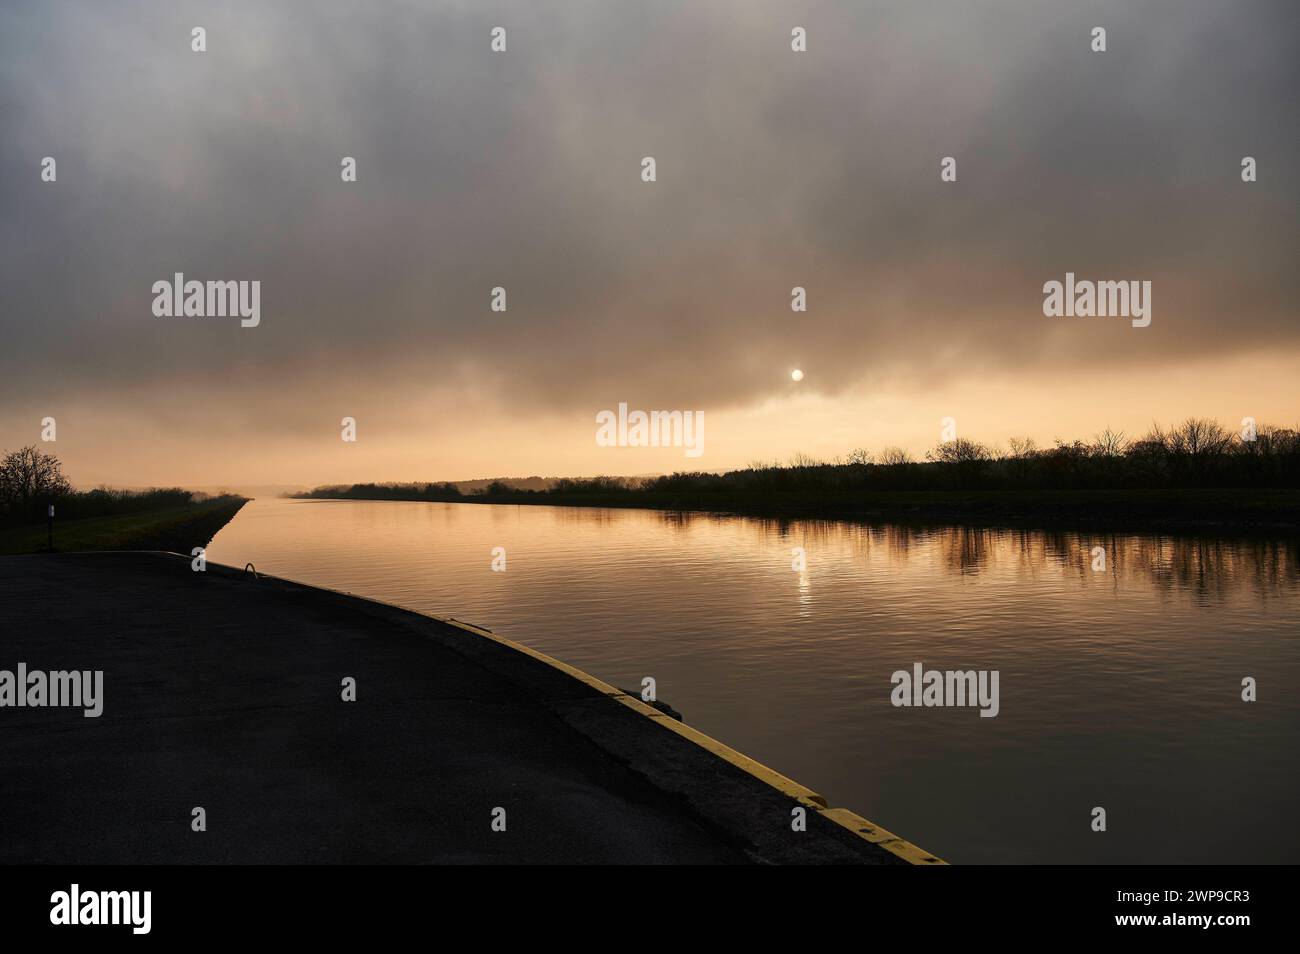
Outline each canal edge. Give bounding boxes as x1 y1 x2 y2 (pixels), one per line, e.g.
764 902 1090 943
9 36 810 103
179 551 949 865
439 614 947 866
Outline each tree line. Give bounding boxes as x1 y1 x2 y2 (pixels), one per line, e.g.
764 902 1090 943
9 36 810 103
0 446 218 527
299 418 1300 502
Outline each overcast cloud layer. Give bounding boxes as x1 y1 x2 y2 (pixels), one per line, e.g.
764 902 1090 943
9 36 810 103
1 0 1296 484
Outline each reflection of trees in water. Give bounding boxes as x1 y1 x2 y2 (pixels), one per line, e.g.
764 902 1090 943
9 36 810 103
651 509 1299 602
1028 532 1299 603
981 529 1298 602
547 506 640 530
1120 535 1299 604
940 527 992 576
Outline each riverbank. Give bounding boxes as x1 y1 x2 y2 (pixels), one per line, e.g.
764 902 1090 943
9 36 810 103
299 487 1300 534
0 496 247 555
0 552 941 864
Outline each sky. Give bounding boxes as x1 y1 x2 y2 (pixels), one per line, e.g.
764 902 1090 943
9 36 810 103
1 0 1297 490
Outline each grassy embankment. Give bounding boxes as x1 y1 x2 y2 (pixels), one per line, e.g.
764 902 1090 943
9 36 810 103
0 495 248 555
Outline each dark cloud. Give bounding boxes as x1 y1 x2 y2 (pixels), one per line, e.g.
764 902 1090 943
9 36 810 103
1 0 1296 432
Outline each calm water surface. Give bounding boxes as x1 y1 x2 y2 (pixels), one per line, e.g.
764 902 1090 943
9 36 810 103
208 498 1300 863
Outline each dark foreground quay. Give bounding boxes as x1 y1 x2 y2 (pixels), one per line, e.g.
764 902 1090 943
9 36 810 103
0 553 941 865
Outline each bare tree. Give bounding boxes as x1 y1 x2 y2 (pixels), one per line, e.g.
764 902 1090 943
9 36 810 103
1168 418 1229 458
1007 436 1038 460
879 446 913 466
0 446 71 505
1091 428 1128 458
1254 425 1300 459
926 438 994 488
1151 419 1231 484
845 447 873 466
926 438 992 465
1140 422 1169 450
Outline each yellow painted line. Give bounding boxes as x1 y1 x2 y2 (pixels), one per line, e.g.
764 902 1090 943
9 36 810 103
820 808 949 865
195 556 947 865
610 693 829 808
438 616 629 696
437 616 947 864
